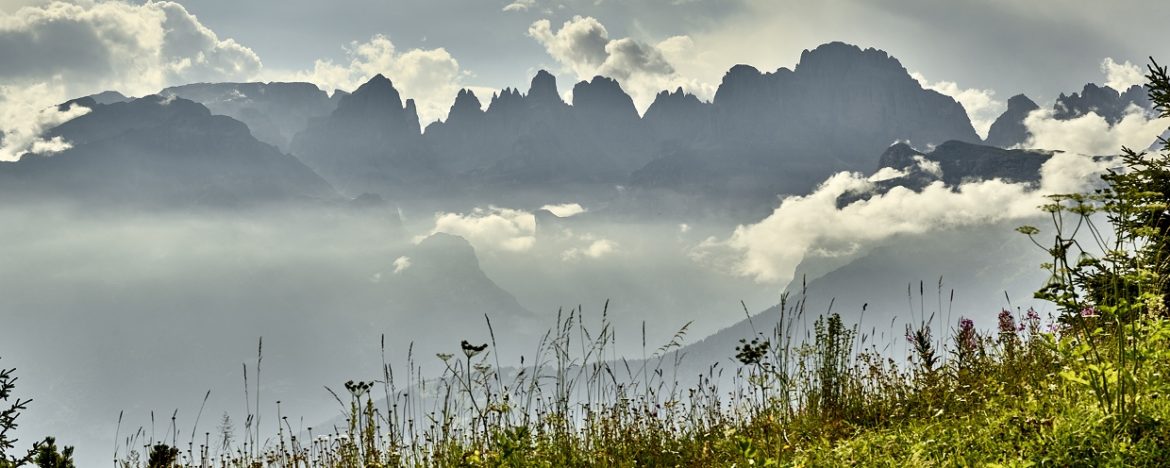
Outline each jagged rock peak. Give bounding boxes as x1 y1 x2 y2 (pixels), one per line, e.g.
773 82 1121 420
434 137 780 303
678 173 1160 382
796 41 905 75
404 98 422 132
446 89 483 122
349 74 404 107
713 65 769 105
487 87 525 113
653 86 699 102
722 64 764 82
985 94 1040 148
527 69 562 103
454 89 482 110
414 232 480 268
572 76 637 116
877 142 923 170
1006 94 1039 109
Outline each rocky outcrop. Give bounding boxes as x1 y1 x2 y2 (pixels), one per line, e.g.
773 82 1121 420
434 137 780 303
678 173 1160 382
985 94 1040 148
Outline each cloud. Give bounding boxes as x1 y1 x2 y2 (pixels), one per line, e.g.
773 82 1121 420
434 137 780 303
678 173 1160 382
911 72 1004 139
0 84 92 160
392 256 412 274
912 155 943 178
540 203 587 217
419 206 536 253
1023 106 1170 155
528 16 714 112
707 151 1113 284
283 34 480 125
562 238 617 261
0 0 262 160
1102 57 1145 91
502 0 536 12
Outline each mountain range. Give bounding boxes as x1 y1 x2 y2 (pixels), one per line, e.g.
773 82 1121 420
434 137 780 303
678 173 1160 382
15 41 1151 217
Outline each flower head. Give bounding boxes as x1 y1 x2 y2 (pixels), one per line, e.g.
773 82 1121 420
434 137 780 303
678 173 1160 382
997 309 1017 335
461 340 488 358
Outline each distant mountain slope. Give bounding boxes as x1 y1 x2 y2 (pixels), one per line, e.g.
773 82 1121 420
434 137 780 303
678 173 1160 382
383 233 540 357
162 82 336 151
0 95 338 207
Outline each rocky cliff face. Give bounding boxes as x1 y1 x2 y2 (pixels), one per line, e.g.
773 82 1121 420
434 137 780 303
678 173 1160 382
642 87 713 148
0 95 337 207
289 74 440 199
425 69 650 191
985 94 1040 148
627 42 982 217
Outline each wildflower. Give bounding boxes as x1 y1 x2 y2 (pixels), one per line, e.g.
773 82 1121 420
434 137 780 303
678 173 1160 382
461 340 488 358
1025 308 1041 322
1080 307 1099 318
956 317 977 353
344 380 372 397
997 309 1017 335
436 353 453 362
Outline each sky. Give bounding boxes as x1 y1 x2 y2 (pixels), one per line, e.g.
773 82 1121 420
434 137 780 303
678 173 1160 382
0 0 1167 141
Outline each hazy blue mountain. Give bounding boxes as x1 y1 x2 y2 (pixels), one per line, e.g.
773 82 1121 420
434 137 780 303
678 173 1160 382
161 82 336 151
290 74 442 199
384 233 539 356
0 95 338 207
627 42 981 218
985 94 1040 148
1055 83 1152 124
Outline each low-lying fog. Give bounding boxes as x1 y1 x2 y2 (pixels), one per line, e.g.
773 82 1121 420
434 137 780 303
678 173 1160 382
0 202 779 461
0 146 1140 466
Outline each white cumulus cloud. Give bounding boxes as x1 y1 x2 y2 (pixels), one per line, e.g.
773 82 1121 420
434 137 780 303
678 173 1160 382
706 151 1113 284
283 34 484 125
1101 57 1145 91
0 0 262 160
528 16 714 113
1023 106 1170 155
392 256 412 274
540 203 587 217
418 206 537 253
562 238 617 261
911 71 1004 140
502 0 536 12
